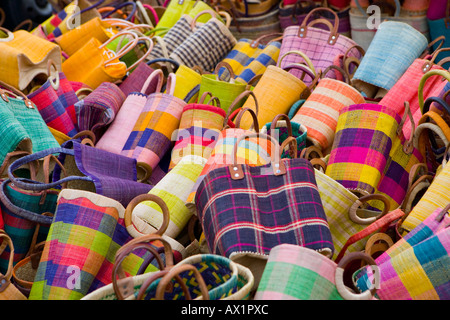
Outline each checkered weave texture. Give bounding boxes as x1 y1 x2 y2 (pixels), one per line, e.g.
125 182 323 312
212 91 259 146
121 93 186 170
291 78 365 151
0 179 55 275
353 207 450 300
119 63 158 97
170 18 237 72
379 59 448 139
28 189 161 300
132 155 206 239
218 39 281 84
0 30 62 90
6 97 60 155
352 21 428 92
75 82 126 142
170 103 227 169
278 25 361 87
325 104 401 198
401 157 450 235
255 244 343 300
195 157 334 260
28 72 79 138
148 15 195 61
96 92 149 155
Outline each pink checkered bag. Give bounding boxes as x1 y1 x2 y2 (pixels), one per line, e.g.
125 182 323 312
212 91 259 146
278 7 362 87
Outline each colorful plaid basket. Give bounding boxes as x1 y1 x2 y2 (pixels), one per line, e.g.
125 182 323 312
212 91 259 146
195 132 334 284
353 205 450 300
28 189 162 300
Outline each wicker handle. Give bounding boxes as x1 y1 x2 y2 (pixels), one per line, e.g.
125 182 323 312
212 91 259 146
141 69 164 94
396 101 415 154
335 252 379 300
364 232 394 259
322 65 350 84
422 47 450 72
214 61 236 81
191 10 218 29
0 26 14 42
224 90 259 129
250 32 283 48
349 194 390 225
233 107 259 131
155 264 210 300
298 7 339 45
300 145 323 160
0 231 14 293
0 79 35 108
277 50 315 75
279 136 298 159
270 114 293 137
418 69 450 114
0 151 39 180
124 194 171 237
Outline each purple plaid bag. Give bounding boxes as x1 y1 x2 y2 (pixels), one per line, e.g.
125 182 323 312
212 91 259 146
74 82 126 142
195 132 334 282
278 7 361 86
7 140 152 207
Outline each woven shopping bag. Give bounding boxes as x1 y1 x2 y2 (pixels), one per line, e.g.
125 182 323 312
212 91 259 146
217 33 282 84
290 66 365 151
170 93 227 169
379 50 450 140
171 64 203 103
28 61 79 138
349 0 429 51
169 11 237 72
0 82 60 167
237 58 314 130
7 140 153 207
261 113 308 159
195 132 334 284
198 62 248 114
120 73 187 170
62 30 145 90
352 21 428 99
278 7 362 87
0 231 27 300
130 155 206 239
0 28 61 90
74 81 126 142
96 69 165 155
28 190 169 300
119 60 160 97
353 205 450 300
254 244 380 300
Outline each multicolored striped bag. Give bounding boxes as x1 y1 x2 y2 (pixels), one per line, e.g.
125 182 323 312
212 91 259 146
74 81 126 142
290 68 365 151
254 244 379 300
353 205 450 300
96 69 164 155
170 93 227 169
218 33 282 84
195 132 334 284
28 189 163 300
326 103 422 211
120 73 187 170
28 63 79 138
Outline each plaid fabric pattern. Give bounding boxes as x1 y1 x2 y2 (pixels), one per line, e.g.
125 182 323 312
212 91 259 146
195 157 334 259
380 59 447 139
0 180 55 275
401 156 450 234
353 21 428 91
148 15 194 61
278 25 360 86
121 93 186 170
291 78 365 151
28 189 160 300
132 155 206 239
96 92 149 155
170 18 237 72
255 244 343 300
28 72 79 137
218 39 281 84
354 207 450 300
170 104 226 169
7 97 60 154
75 82 126 142
325 104 401 197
